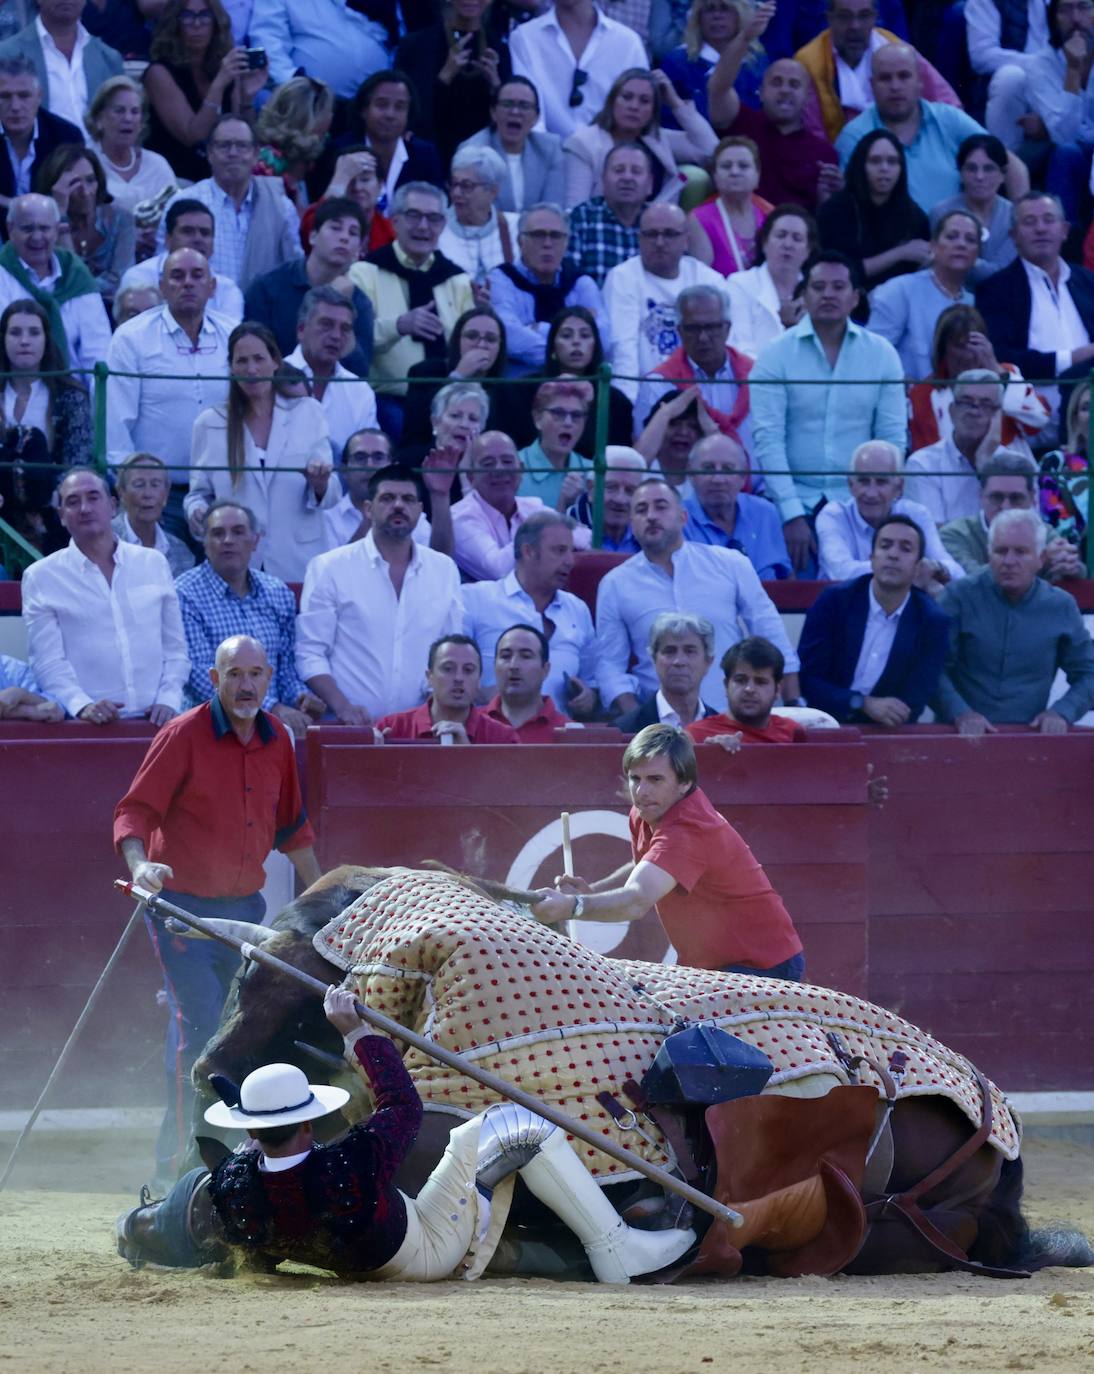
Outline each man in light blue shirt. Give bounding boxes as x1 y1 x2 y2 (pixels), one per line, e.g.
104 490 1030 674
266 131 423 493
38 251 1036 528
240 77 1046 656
462 510 597 714
595 476 799 715
835 44 1022 211
682 433 791 580
250 0 392 100
751 251 907 573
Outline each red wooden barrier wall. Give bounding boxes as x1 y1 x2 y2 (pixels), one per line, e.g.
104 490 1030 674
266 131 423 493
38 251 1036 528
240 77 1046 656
1 725 1091 1108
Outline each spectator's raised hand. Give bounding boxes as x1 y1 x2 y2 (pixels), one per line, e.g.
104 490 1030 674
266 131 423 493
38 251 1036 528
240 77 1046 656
964 331 999 371
1043 539 1084 581
975 407 1003 465
326 150 378 199
815 162 844 203
187 502 209 541
440 32 476 83
558 468 587 510
475 48 502 90
744 0 776 41
422 446 460 499
306 456 333 501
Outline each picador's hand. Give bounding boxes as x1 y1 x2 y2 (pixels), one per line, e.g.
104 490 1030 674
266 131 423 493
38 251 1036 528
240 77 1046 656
324 984 367 1036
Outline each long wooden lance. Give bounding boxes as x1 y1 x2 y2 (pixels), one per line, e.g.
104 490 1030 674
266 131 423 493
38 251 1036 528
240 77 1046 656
116 879 744 1229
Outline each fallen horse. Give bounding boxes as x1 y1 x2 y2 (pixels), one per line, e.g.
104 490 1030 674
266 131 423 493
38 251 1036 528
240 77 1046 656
122 866 1092 1283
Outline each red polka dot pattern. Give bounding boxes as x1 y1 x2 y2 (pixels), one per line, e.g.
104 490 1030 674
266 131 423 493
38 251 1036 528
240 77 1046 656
312 870 1021 1170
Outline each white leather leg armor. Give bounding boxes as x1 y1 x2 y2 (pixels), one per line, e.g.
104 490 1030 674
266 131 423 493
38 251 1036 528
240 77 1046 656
476 1102 697 1284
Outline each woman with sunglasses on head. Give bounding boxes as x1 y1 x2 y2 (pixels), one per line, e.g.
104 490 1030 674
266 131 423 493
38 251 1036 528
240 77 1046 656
563 67 717 207
143 0 266 186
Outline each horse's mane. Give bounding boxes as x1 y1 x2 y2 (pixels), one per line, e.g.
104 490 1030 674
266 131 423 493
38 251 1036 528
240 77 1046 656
420 859 540 909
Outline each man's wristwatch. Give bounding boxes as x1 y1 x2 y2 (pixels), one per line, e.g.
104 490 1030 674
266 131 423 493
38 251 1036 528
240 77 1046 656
848 691 865 714
570 893 585 919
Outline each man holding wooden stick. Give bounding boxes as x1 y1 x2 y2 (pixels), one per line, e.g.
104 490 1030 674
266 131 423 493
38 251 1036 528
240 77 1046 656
117 986 696 1284
532 724 805 979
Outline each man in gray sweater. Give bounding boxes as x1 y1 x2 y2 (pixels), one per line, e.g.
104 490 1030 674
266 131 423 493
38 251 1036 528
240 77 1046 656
933 508 1094 736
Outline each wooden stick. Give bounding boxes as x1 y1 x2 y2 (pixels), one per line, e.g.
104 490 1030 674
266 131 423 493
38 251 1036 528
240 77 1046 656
561 811 574 876
116 880 743 1229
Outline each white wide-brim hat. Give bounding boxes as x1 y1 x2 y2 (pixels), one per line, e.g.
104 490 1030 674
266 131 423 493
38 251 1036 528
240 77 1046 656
204 1062 350 1130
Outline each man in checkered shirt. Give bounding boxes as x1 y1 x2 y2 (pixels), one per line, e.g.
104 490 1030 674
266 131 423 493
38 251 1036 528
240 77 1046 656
565 143 654 287
174 500 325 740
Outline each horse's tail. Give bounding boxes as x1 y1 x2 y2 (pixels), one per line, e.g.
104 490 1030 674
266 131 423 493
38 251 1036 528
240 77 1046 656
971 1153 1094 1272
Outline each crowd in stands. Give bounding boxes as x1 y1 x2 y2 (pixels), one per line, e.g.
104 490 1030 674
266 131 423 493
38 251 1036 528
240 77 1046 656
2 0 1094 743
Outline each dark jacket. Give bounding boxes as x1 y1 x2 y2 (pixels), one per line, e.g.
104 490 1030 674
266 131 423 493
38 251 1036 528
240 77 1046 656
798 574 951 722
615 697 719 734
243 259 375 378
394 23 510 163
0 107 84 217
974 257 1094 379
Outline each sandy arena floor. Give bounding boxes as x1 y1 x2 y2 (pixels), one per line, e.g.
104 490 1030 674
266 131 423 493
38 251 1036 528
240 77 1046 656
0 1129 1091 1374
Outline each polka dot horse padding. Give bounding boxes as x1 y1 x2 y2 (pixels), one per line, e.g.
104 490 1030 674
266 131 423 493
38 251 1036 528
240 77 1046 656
314 870 1020 1177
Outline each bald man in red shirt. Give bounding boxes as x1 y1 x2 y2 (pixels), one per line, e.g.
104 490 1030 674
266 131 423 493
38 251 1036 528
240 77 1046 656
531 723 804 978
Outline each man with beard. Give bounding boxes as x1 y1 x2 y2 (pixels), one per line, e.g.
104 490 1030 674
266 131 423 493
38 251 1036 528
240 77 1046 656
296 465 462 725
799 513 950 725
483 623 575 741
375 635 520 743
596 477 799 717
687 637 806 747
113 634 320 1187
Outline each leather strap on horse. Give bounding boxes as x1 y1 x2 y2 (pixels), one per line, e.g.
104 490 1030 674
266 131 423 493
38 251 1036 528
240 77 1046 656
624 1079 703 1185
863 1069 1030 1280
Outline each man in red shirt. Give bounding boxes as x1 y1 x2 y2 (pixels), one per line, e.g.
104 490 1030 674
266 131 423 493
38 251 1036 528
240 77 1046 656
687 637 806 750
531 723 804 978
483 624 575 743
114 634 321 1186
376 635 520 744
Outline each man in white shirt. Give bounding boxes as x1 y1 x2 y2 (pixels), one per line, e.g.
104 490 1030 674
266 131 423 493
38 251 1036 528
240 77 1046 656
296 464 463 725
905 369 1008 526
284 286 377 455
509 0 648 140
0 0 122 128
323 429 434 551
0 192 111 374
604 203 726 404
815 439 962 588
965 0 1051 149
21 468 189 724
117 199 244 324
462 507 597 714
595 477 800 715
106 248 233 538
613 612 721 734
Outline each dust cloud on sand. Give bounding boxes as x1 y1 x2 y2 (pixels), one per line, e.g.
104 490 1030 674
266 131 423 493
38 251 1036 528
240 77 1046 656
0 1129 1092 1374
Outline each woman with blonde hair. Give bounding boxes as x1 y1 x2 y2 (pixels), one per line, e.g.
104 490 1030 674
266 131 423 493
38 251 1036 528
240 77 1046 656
85 76 176 224
255 77 335 214
688 135 772 275
186 323 338 583
563 67 717 207
657 0 768 125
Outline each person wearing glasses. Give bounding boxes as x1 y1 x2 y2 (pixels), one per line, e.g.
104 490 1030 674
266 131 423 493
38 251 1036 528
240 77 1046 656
603 201 725 404
438 146 519 281
349 180 477 405
457 77 564 213
489 201 608 369
905 369 1011 526
158 115 302 293
508 0 647 141
516 377 594 511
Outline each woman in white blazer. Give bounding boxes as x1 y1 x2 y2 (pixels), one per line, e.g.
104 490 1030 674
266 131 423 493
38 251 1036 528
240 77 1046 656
725 205 816 361
562 68 716 208
185 323 339 584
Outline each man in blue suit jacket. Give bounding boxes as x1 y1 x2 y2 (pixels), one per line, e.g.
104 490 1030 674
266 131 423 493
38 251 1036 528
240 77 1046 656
799 514 950 726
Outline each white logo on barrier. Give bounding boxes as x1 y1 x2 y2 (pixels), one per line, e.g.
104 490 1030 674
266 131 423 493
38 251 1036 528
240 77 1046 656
505 811 676 961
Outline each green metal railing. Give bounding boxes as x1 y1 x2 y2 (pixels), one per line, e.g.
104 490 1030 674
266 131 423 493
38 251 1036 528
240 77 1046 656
5 363 1091 576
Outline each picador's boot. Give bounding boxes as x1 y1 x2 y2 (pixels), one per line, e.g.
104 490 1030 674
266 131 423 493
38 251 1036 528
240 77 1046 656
477 1102 696 1284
